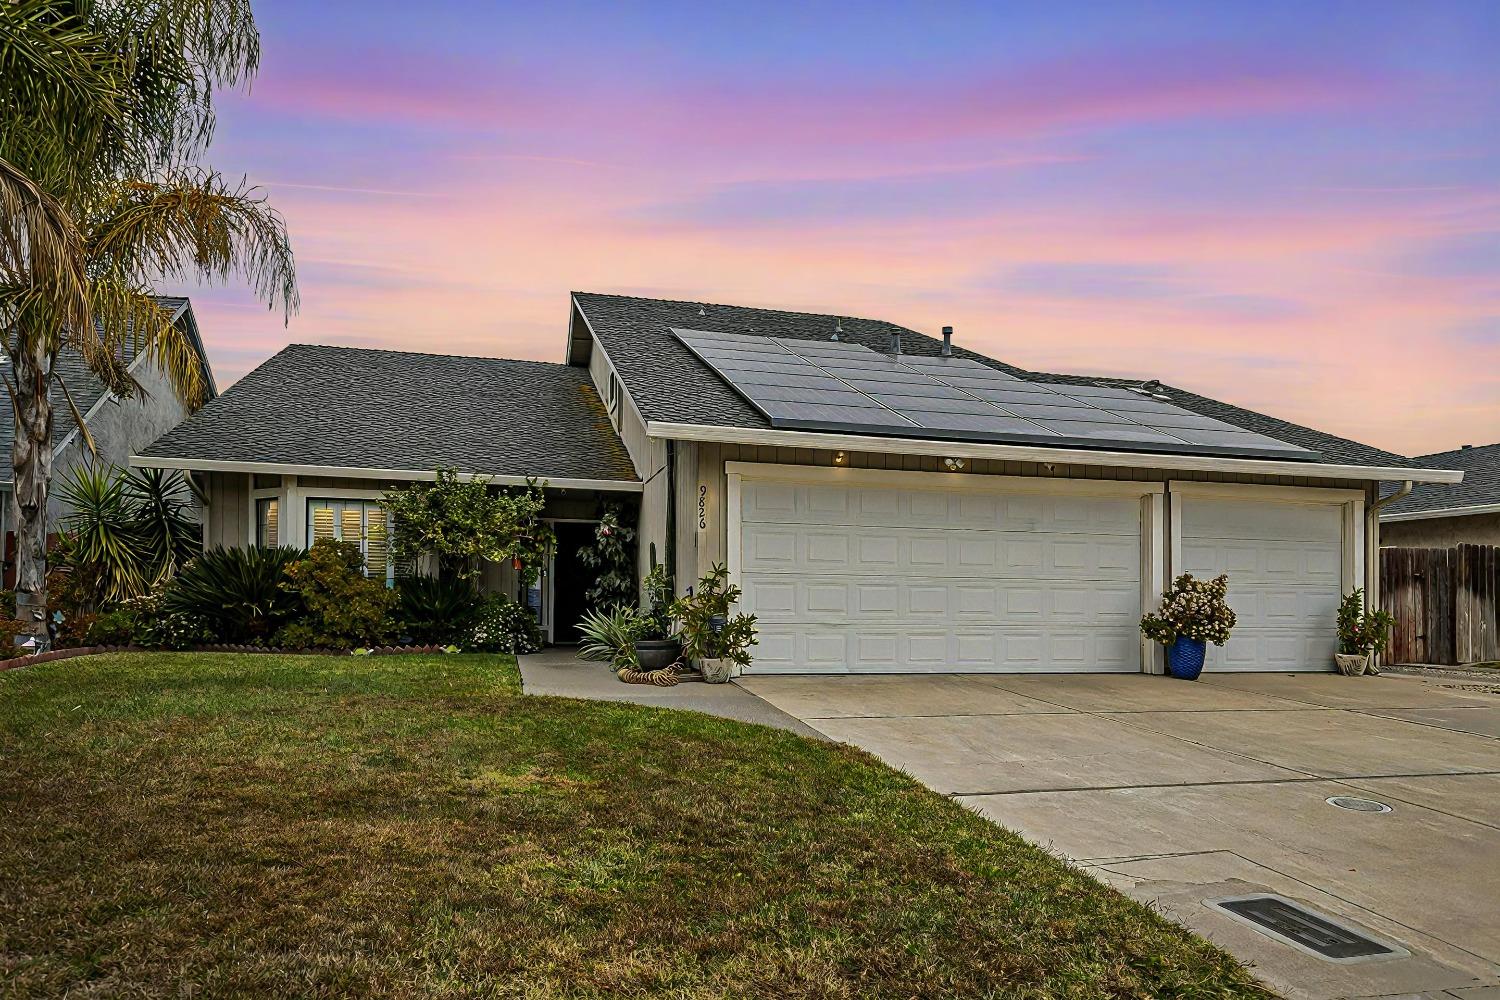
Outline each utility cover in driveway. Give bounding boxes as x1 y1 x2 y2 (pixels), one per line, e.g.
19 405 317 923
1207 894 1408 962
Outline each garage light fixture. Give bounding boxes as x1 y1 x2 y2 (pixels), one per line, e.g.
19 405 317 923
833 451 847 465
943 457 966 471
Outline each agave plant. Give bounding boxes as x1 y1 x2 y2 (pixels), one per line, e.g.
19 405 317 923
163 546 306 643
577 605 644 669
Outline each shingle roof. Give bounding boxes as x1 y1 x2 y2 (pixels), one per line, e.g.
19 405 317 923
1 297 210 484
140 343 640 483
572 291 1417 469
1381 442 1500 516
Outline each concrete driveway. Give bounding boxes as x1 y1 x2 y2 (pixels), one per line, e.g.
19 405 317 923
738 670 1500 1000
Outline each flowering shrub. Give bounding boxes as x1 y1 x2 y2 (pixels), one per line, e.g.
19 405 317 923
1140 573 1237 646
275 540 396 648
1337 588 1394 655
468 594 543 654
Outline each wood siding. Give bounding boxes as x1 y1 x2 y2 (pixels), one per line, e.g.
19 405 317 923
585 335 665 594
202 471 249 548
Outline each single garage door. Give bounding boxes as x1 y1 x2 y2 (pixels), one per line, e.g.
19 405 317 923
736 473 1145 673
1177 495 1344 671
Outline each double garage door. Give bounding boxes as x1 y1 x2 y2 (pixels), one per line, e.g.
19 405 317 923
734 467 1356 674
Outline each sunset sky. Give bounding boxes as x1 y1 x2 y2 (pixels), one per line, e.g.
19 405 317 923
189 1 1500 456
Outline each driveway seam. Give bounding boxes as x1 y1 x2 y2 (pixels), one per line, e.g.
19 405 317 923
949 769 1500 797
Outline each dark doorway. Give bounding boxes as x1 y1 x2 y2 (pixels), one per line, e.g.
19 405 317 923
550 521 598 645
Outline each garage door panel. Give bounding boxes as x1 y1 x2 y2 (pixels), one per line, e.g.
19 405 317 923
1180 494 1345 673
747 623 1139 674
740 482 1143 535
741 524 1140 581
745 576 1139 626
739 478 1145 674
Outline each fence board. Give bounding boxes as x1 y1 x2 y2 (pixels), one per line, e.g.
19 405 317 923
1384 544 1498 665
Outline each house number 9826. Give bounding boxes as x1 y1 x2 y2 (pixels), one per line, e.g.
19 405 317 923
698 484 707 530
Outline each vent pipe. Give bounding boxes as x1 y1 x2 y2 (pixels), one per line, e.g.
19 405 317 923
888 330 902 355
941 325 953 357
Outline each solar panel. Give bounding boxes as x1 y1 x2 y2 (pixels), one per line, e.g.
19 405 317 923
672 328 1318 461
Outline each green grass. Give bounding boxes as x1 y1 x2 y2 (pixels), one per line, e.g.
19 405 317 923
0 653 1272 998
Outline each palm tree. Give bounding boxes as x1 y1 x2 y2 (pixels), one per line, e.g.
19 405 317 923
0 1 296 646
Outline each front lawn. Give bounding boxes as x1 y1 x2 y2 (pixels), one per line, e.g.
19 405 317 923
0 653 1271 998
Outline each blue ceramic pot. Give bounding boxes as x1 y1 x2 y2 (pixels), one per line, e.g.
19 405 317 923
1167 637 1207 680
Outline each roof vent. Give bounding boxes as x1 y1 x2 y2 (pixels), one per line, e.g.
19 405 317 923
888 330 902 355
1462 444 1473 450
698 304 707 317
831 318 842 341
941 325 953 357
1128 379 1172 401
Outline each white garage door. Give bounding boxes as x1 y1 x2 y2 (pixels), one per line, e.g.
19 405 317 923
736 475 1144 673
1178 497 1343 671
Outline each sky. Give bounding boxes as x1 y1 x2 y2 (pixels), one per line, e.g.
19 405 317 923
187 0 1500 457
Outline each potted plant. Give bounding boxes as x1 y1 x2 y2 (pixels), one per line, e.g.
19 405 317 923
1140 573 1237 680
670 564 758 683
632 564 681 670
1335 588 1394 676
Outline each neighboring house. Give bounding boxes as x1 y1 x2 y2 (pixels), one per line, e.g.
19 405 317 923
3 296 217 583
1379 442 1500 547
134 291 1459 673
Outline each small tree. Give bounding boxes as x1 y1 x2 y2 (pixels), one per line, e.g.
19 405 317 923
382 469 553 586
578 502 637 610
1337 588 1395 657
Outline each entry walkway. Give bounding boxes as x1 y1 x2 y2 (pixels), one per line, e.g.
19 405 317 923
516 647 824 738
740 670 1500 1000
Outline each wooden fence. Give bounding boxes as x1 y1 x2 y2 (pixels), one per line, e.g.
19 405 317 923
1380 544 1499 665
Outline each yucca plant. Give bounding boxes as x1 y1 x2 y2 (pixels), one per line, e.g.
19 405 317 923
125 466 201 585
577 605 644 669
162 546 305 643
58 464 145 603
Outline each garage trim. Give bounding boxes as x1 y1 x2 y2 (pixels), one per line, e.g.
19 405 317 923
726 462 1167 673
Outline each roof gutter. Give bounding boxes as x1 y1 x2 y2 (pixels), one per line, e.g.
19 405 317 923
644 421 1465 485
128 455 644 493
1380 500 1500 523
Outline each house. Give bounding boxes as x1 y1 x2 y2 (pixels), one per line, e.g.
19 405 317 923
3 296 217 583
1379 442 1500 547
133 291 1460 673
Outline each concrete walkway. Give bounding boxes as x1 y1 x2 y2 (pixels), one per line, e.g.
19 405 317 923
516 647 824 738
741 670 1500 1000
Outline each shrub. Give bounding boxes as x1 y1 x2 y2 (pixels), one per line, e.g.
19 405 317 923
468 594 543 654
382 469 553 585
669 564 758 669
637 563 674 641
1140 573 1237 646
579 504 637 610
1337 588 1395 656
163 546 307 643
275 540 396 648
396 574 479 644
87 604 139 645
58 465 202 605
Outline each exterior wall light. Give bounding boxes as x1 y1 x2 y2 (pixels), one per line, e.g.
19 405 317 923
943 457 966 471
833 451 847 465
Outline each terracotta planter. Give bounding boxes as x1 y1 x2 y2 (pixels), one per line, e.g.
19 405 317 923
1334 652 1370 676
699 657 733 684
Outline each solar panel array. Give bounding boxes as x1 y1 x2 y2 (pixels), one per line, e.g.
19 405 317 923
672 328 1317 460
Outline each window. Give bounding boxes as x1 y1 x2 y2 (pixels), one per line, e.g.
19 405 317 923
306 499 394 584
256 498 279 548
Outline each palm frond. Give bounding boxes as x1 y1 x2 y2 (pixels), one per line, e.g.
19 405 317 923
88 169 298 320
59 463 147 603
0 157 92 335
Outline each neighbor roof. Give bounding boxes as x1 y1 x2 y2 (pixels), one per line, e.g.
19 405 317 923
1381 442 1500 518
571 291 1420 469
0 297 213 485
139 344 640 484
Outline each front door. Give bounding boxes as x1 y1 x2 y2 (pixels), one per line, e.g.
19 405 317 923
550 521 598 644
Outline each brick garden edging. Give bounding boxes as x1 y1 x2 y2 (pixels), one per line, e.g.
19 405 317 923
0 643 457 672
